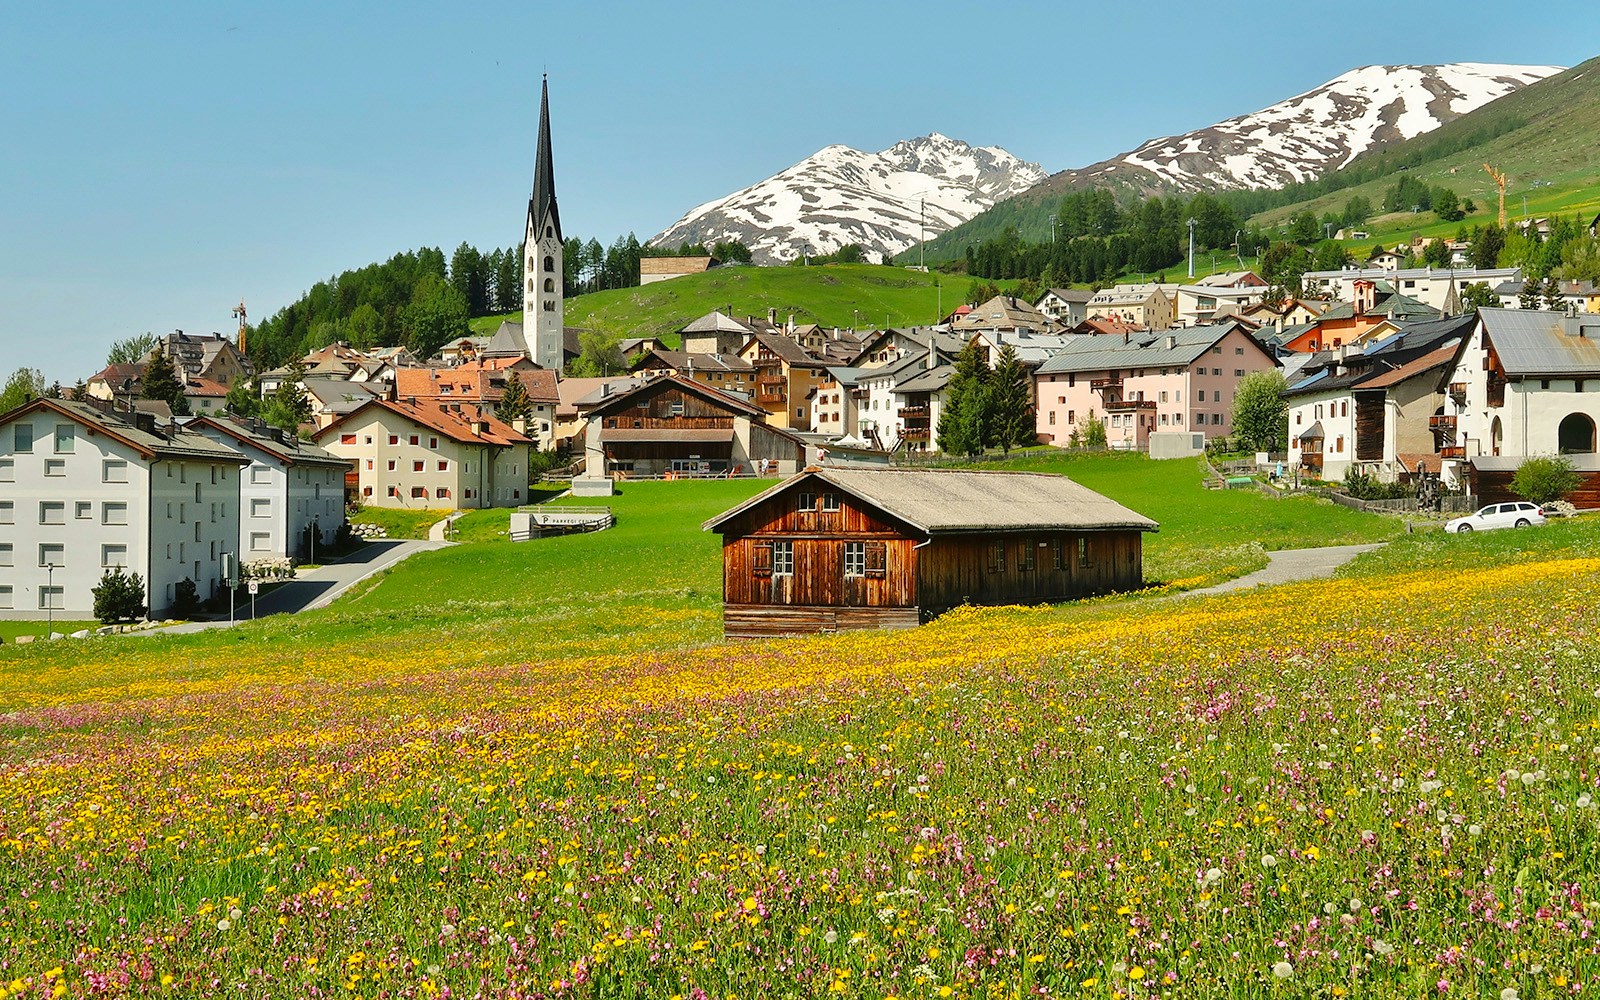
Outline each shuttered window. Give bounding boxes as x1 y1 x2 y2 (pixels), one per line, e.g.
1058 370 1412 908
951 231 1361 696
752 541 773 577
987 541 1006 574
865 542 886 579
1018 541 1035 572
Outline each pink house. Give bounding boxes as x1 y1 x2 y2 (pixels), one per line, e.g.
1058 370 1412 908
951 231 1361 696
1033 321 1278 450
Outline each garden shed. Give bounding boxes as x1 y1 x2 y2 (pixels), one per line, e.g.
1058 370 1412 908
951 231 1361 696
702 467 1159 638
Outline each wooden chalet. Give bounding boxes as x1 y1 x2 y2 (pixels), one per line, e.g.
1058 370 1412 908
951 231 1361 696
581 373 806 479
702 468 1158 638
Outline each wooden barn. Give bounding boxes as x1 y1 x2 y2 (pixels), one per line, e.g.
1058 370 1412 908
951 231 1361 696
702 468 1159 638
1467 455 1600 507
580 374 807 479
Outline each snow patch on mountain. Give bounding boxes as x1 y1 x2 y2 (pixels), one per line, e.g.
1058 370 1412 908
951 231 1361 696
1067 62 1564 193
650 133 1047 265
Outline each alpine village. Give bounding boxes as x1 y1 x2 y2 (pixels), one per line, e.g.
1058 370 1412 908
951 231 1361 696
7 39 1600 1000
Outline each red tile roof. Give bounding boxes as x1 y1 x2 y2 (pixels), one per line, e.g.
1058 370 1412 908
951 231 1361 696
316 397 531 448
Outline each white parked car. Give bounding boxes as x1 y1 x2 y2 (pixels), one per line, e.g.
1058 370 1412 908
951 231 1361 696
1445 501 1547 533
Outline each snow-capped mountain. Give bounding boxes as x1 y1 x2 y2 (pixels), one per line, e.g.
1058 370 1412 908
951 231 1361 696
1056 63 1563 194
650 134 1047 264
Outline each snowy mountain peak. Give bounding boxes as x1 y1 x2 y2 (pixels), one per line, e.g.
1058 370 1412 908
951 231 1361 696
650 134 1047 265
1064 62 1563 194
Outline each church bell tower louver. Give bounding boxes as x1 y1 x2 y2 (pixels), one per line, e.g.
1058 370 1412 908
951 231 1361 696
523 76 564 372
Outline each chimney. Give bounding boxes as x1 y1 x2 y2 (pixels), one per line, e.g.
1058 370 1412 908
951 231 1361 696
768 307 777 326
787 313 795 334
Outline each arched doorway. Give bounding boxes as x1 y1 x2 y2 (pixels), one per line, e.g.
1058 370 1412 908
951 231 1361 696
1559 412 1597 454
1490 416 1503 457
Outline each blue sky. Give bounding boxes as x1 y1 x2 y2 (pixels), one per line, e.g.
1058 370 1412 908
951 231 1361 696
1 0 1593 382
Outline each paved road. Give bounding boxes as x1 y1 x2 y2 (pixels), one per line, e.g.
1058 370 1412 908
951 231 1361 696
1184 543 1386 597
148 539 450 634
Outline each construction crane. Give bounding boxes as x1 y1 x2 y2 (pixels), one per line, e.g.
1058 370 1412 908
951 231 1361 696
231 300 247 355
1483 163 1508 229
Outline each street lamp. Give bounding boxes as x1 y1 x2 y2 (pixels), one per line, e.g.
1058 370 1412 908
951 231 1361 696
310 514 320 566
45 563 57 638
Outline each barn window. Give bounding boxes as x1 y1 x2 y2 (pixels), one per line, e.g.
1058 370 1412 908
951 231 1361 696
1052 539 1066 571
796 492 817 512
821 493 841 512
752 541 773 577
865 542 886 578
1017 541 1035 572
772 541 794 577
843 541 865 578
1078 537 1093 568
668 399 684 417
987 541 1006 573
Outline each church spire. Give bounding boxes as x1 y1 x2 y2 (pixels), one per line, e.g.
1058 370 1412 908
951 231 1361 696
531 74 561 241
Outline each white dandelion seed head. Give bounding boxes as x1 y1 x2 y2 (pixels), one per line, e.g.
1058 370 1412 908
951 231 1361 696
1272 961 1293 979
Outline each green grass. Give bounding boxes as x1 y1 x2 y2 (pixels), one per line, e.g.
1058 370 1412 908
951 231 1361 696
1339 511 1600 579
349 506 451 540
985 451 1401 587
469 263 1018 343
0 620 99 643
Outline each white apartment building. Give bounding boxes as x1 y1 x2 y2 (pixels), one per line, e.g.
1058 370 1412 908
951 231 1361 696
0 398 247 620
187 416 351 561
1301 267 1522 311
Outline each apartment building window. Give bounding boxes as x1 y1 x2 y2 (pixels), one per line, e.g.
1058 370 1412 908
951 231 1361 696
1235 347 1244 355
387 486 398 497
361 486 372 497
0 585 11 609
1213 413 1225 425
250 498 270 518
1196 390 1206 402
340 434 356 445
0 543 11 566
209 467 217 485
1048 411 1056 426
179 465 186 484
387 460 397 471
54 425 75 453
428 437 439 449
435 487 450 499
39 587 64 611
250 532 271 552
1235 369 1244 377
1335 435 1344 453
364 435 373 445
0 459 11 482
39 501 65 525
409 435 420 446
437 461 448 471
388 435 399 445
1340 401 1348 417
102 502 128 525
13 424 33 453
1210 346 1222 355
251 466 271 485
366 459 374 470
412 460 425 472
102 544 128 568
103 459 128 483
39 543 64 567
410 486 426 498
75 501 91 519
194 522 201 542
45 459 65 477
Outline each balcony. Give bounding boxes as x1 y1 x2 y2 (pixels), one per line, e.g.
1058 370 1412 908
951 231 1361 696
757 375 787 387
1448 382 1467 404
1104 399 1157 412
1428 414 1457 434
900 405 929 418
901 427 930 441
756 390 786 404
1089 376 1123 392
1440 445 1466 460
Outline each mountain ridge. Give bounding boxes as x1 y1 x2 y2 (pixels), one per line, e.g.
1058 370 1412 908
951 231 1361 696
648 133 1047 265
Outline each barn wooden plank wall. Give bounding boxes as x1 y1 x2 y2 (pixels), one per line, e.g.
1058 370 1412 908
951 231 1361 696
1354 390 1385 462
723 604 920 640
1472 468 1600 508
916 532 1143 616
601 387 736 428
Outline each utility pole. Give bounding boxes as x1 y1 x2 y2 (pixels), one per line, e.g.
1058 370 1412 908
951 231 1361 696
1187 218 1198 279
919 198 925 272
45 563 57 638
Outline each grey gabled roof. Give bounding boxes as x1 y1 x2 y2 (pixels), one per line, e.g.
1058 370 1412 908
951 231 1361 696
893 364 953 394
1035 321 1259 375
1042 287 1094 303
1480 308 1600 376
1297 421 1325 441
703 468 1158 535
680 310 752 335
0 397 248 464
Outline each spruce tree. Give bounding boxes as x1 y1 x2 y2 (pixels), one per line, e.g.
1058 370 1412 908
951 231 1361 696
936 339 993 458
140 350 190 415
92 567 147 624
991 343 1036 454
496 372 534 425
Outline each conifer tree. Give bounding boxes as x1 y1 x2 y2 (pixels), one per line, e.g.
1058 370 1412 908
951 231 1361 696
991 343 1036 454
140 350 190 416
495 372 534 425
936 339 993 458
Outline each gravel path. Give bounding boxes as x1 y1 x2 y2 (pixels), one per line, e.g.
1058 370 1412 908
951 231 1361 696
1184 543 1387 597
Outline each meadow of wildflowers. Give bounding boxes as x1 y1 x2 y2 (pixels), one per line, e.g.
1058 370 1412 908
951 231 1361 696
3 516 1600 998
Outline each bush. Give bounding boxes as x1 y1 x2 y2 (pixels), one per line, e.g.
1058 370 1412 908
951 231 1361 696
1080 415 1107 449
91 567 147 624
1341 468 1413 501
171 578 201 619
1510 455 1581 505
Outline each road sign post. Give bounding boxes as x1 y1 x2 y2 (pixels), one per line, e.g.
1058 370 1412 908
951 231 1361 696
248 579 259 619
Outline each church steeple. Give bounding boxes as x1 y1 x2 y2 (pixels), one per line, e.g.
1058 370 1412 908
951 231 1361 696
530 75 561 242
523 75 565 373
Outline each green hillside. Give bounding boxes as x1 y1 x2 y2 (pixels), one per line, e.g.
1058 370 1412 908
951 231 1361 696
916 55 1600 267
470 263 1010 343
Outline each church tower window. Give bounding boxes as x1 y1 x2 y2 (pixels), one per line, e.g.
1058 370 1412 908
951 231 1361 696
544 255 555 272
543 278 555 293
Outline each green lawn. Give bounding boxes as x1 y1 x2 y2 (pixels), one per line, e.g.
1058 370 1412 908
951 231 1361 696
987 451 1402 587
469 263 1021 344
349 506 452 540
0 620 99 643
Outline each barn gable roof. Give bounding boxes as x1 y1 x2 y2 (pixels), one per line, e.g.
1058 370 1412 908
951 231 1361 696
703 468 1158 535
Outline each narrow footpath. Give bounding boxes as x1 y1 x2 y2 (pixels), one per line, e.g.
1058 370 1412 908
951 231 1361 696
1184 543 1386 597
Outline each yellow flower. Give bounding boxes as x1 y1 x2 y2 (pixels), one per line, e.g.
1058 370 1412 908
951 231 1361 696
1128 966 1145 980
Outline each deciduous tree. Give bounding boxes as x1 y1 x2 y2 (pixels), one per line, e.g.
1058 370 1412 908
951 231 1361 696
1510 455 1580 505
107 333 159 367
1231 369 1288 453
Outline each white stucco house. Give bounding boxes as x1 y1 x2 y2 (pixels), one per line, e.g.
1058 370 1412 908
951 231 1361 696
0 397 248 620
